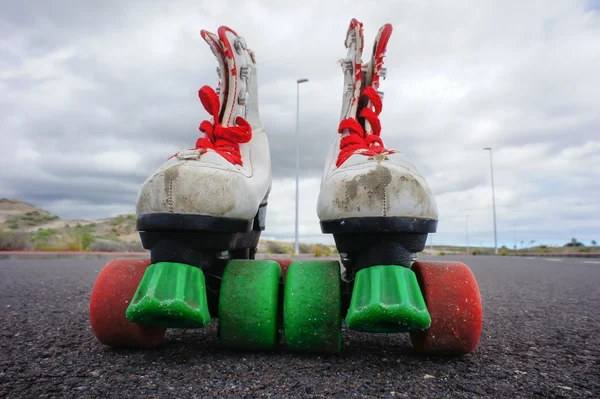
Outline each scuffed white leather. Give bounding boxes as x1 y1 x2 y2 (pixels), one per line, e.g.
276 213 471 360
317 22 438 223
317 151 438 221
136 30 271 220
136 129 270 219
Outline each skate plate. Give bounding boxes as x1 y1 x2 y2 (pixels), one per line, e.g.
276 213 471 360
126 262 211 328
346 265 431 332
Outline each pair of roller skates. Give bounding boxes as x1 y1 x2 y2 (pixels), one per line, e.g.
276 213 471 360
90 19 482 355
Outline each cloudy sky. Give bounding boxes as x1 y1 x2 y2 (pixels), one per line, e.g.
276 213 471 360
1 0 599 248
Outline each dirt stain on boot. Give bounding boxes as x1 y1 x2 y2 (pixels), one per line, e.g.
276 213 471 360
334 164 392 214
170 166 237 216
136 161 240 216
333 163 434 217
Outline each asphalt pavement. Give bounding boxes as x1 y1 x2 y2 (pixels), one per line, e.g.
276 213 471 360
1 255 599 398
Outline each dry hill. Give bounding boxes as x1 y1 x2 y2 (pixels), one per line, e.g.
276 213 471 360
0 199 338 255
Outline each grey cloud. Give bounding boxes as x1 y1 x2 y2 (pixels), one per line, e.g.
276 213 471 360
1 0 599 246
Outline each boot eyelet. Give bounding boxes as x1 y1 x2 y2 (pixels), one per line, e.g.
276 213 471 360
238 92 249 106
234 37 247 54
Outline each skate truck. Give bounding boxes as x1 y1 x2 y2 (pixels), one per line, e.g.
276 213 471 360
90 21 482 355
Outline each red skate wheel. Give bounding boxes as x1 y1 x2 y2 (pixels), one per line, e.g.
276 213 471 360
266 258 293 280
409 261 482 354
90 258 166 348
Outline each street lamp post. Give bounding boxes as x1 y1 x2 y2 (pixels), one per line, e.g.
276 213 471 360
466 215 470 255
483 147 498 255
295 78 309 256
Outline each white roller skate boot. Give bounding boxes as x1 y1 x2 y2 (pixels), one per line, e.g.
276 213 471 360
127 26 272 329
317 19 438 332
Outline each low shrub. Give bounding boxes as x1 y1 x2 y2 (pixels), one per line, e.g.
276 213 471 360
34 234 82 251
264 240 293 255
312 244 332 257
299 243 311 254
35 229 58 240
32 230 93 251
80 232 94 251
0 230 32 250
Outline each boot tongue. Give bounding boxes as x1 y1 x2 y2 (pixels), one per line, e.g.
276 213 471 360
217 26 243 127
201 30 228 122
346 18 364 61
342 18 364 121
361 24 392 134
370 24 393 91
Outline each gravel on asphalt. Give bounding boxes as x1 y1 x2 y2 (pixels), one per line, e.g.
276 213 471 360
1 256 599 398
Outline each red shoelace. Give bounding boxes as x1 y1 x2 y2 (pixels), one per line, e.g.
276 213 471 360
336 86 392 167
186 85 252 166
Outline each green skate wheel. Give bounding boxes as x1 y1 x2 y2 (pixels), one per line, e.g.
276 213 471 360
218 260 282 351
283 261 341 354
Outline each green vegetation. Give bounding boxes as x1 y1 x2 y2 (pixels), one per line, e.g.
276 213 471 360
2 200 598 258
110 214 136 226
311 244 335 257
313 246 326 257
461 239 599 257
5 211 59 228
264 240 293 255
260 240 337 256
72 223 95 234
29 228 94 251
34 228 58 240
470 248 494 255
80 232 94 251
0 203 143 252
